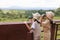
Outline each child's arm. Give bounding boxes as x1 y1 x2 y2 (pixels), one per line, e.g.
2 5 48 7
30 22 36 33
30 29 34 33
42 20 49 27
25 22 34 33
24 22 31 30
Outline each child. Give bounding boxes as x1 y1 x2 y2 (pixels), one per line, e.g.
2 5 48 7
24 13 41 40
24 16 33 30
41 11 54 40
30 13 41 40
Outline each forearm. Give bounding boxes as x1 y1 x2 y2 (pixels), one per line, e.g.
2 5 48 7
25 23 31 30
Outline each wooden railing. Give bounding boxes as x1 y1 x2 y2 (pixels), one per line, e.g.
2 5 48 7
0 22 33 40
51 20 60 40
0 20 60 40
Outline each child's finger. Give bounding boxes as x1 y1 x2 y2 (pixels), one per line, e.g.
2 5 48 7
24 21 27 24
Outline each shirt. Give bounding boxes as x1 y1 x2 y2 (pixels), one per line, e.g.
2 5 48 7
31 21 41 36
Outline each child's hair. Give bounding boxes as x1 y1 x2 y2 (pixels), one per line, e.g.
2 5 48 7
29 16 33 19
42 14 46 19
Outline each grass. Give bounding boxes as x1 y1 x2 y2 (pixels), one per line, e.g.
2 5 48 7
57 30 60 39
0 18 28 22
54 16 60 20
41 32 43 40
57 25 60 39
0 16 60 22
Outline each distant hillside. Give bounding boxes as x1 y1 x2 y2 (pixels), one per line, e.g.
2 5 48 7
0 6 55 10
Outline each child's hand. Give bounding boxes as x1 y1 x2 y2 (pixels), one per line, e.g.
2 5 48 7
24 21 27 23
30 30 33 33
24 21 27 24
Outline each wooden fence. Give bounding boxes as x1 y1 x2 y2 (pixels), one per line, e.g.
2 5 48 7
51 20 60 40
0 22 33 40
0 20 60 40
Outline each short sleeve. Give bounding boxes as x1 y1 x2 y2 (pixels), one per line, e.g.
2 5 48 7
31 22 36 29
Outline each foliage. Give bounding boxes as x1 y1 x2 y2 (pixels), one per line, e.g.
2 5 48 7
0 8 60 22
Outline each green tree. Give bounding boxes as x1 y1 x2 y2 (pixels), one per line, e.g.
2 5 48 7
54 7 60 16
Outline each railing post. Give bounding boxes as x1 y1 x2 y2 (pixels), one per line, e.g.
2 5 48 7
51 23 56 40
55 24 58 40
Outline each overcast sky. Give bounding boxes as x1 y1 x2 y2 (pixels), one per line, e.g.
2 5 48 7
0 0 60 9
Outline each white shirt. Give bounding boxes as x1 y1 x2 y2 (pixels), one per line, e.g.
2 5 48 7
31 21 41 36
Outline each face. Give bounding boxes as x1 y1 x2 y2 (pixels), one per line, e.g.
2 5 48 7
29 19 33 23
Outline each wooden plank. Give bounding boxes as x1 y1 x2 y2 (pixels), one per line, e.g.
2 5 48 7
0 22 33 40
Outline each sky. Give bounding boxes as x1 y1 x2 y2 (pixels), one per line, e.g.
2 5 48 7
0 0 60 9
